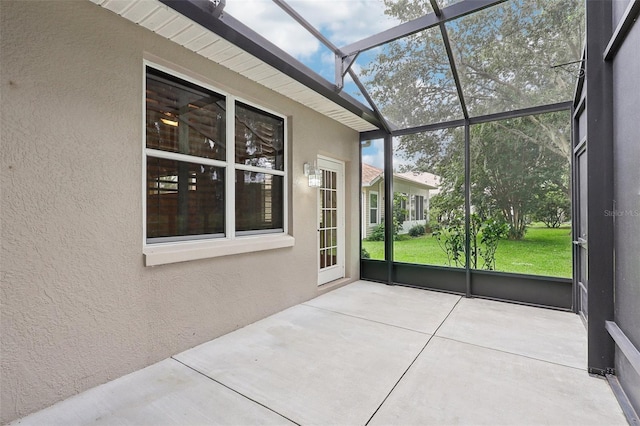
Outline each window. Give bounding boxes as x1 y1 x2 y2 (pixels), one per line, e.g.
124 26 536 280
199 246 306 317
369 191 379 224
234 102 285 234
144 66 288 256
414 195 424 221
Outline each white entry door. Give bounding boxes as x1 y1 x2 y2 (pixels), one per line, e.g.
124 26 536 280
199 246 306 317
317 157 345 285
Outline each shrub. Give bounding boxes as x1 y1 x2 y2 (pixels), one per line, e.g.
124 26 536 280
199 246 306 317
533 186 571 228
408 224 426 237
367 218 402 241
361 247 371 259
367 223 385 241
434 214 508 270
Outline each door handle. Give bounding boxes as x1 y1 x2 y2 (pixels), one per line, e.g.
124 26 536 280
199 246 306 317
572 237 587 246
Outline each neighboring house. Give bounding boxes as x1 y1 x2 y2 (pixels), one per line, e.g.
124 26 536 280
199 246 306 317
361 163 385 237
361 164 439 237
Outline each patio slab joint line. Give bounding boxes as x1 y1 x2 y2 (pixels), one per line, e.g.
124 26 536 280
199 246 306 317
364 297 463 426
170 357 301 426
300 302 433 335
433 335 589 372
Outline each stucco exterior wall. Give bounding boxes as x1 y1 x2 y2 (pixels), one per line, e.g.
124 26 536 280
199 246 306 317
0 1 360 423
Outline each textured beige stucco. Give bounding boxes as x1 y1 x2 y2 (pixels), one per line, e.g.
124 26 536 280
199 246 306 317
0 1 360 423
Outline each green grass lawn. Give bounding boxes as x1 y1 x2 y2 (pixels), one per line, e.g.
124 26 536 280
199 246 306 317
362 224 572 278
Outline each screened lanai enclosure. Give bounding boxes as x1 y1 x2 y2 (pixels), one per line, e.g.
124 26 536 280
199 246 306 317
170 2 638 407
285 0 585 307
7 0 636 421
185 0 584 308
161 0 620 344
354 0 583 310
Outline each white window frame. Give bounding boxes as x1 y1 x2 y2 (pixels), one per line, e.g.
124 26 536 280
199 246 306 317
142 61 293 266
369 191 379 225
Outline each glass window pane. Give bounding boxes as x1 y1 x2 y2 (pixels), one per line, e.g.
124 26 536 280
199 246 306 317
146 68 226 160
392 128 465 268
361 138 385 260
446 0 584 116
470 111 572 277
355 25 462 129
146 157 225 240
235 171 284 232
369 192 379 225
235 102 284 171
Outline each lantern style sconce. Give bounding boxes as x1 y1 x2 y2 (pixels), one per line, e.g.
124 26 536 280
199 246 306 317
303 161 322 188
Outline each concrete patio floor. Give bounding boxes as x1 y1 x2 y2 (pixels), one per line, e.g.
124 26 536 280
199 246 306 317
11 281 626 425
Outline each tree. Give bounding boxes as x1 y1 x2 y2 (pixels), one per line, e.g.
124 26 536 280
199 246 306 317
362 0 583 159
469 113 569 239
396 127 466 225
532 183 571 228
368 0 579 238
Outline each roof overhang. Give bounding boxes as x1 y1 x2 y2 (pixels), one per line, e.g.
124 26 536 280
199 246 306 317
394 175 437 191
89 0 381 132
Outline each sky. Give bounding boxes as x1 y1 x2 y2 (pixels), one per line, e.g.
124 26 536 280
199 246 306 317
223 0 400 98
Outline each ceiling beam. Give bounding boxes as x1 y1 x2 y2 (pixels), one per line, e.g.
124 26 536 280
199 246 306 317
439 23 468 119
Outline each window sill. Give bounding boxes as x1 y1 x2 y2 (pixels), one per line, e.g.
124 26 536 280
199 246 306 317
144 234 295 266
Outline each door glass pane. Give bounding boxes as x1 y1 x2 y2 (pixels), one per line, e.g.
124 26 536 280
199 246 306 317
319 168 338 270
146 157 225 240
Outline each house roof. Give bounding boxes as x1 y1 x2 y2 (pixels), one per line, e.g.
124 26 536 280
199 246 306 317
362 164 439 190
362 163 384 187
395 171 440 189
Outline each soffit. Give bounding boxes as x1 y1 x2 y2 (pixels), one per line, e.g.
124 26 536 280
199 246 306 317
89 0 378 132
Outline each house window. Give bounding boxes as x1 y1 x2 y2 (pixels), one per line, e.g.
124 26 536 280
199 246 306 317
145 66 286 245
414 195 424 220
369 191 379 224
234 102 285 234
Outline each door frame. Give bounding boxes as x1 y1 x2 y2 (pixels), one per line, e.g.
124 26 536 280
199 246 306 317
317 156 345 285
573 140 588 324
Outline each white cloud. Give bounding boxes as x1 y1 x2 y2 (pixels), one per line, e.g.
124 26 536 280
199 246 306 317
224 1 321 58
224 0 400 60
362 152 384 169
286 0 400 45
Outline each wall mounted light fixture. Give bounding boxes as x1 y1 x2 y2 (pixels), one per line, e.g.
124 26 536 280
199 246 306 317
303 161 322 188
